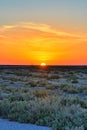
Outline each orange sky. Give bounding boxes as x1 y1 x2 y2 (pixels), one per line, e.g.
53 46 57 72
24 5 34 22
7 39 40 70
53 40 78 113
0 0 87 65
0 22 87 65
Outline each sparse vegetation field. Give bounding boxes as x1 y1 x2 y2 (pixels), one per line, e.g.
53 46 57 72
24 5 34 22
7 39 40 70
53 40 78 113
0 65 87 130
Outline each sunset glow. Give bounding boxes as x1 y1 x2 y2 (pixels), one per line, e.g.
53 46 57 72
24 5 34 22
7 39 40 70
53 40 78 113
0 0 87 65
41 63 46 66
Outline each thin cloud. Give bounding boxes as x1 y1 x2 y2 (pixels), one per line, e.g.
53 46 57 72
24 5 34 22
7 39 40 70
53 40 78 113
0 22 87 41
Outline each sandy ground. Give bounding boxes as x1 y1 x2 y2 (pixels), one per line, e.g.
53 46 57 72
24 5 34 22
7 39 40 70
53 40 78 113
0 119 51 130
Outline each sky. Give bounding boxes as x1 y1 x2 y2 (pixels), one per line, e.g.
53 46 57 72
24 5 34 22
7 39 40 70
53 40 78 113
0 0 87 65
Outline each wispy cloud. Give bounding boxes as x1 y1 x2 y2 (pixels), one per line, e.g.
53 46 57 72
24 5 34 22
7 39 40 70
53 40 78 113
0 22 87 41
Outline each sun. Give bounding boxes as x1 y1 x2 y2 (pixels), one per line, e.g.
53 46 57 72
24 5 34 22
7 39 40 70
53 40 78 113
40 62 46 66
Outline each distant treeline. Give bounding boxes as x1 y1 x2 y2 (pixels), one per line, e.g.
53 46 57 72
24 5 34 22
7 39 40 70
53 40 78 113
0 65 87 70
